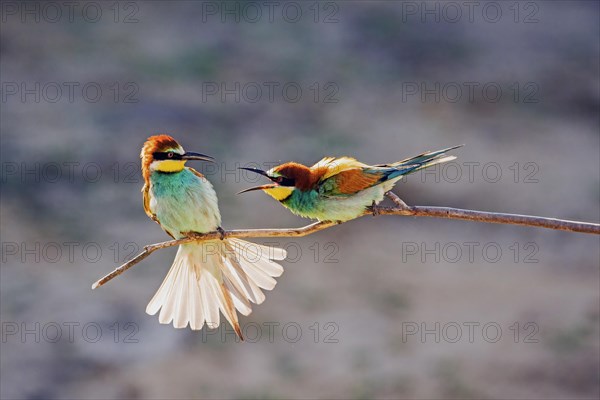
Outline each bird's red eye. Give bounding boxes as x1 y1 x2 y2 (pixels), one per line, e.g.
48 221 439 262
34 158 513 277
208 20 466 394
167 152 174 158
275 176 283 183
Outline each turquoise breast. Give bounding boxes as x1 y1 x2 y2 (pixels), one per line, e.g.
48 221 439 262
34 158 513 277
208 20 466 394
282 189 323 219
149 168 221 237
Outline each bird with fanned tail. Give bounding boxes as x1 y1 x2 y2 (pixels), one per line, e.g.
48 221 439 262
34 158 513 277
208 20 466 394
141 135 286 340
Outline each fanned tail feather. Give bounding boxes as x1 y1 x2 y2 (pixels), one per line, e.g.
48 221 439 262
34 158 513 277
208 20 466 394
146 239 286 340
377 145 463 178
393 145 463 167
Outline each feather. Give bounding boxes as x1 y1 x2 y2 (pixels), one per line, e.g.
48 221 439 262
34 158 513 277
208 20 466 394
328 168 385 195
311 156 368 180
146 239 285 337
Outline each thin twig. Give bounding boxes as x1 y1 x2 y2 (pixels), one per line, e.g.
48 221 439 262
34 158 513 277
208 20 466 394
385 191 410 209
92 193 599 289
91 220 339 289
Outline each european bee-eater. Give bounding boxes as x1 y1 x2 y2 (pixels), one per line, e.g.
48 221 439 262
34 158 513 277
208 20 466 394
141 135 286 339
239 146 462 222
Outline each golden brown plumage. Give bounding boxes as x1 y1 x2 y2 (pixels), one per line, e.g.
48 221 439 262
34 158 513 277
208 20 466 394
240 146 462 221
328 168 384 194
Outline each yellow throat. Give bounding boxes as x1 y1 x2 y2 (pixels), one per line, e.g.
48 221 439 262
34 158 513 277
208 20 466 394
155 160 187 173
264 186 294 201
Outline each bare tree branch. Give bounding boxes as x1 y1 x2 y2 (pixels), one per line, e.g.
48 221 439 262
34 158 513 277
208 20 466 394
92 192 599 289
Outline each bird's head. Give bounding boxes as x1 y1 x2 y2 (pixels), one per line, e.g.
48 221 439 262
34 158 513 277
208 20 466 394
238 162 313 201
140 135 214 181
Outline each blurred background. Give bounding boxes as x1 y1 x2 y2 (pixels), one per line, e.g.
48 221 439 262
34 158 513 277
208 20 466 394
1 1 599 399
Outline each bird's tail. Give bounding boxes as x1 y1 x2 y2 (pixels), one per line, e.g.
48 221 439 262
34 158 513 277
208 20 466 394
383 145 463 176
146 239 286 339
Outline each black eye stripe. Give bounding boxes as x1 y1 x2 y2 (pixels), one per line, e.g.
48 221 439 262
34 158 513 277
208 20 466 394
270 176 295 186
282 177 295 186
153 152 182 160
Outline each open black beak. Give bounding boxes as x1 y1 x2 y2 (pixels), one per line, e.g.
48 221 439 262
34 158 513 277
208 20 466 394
237 183 278 194
239 167 269 177
182 152 215 162
237 167 277 194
